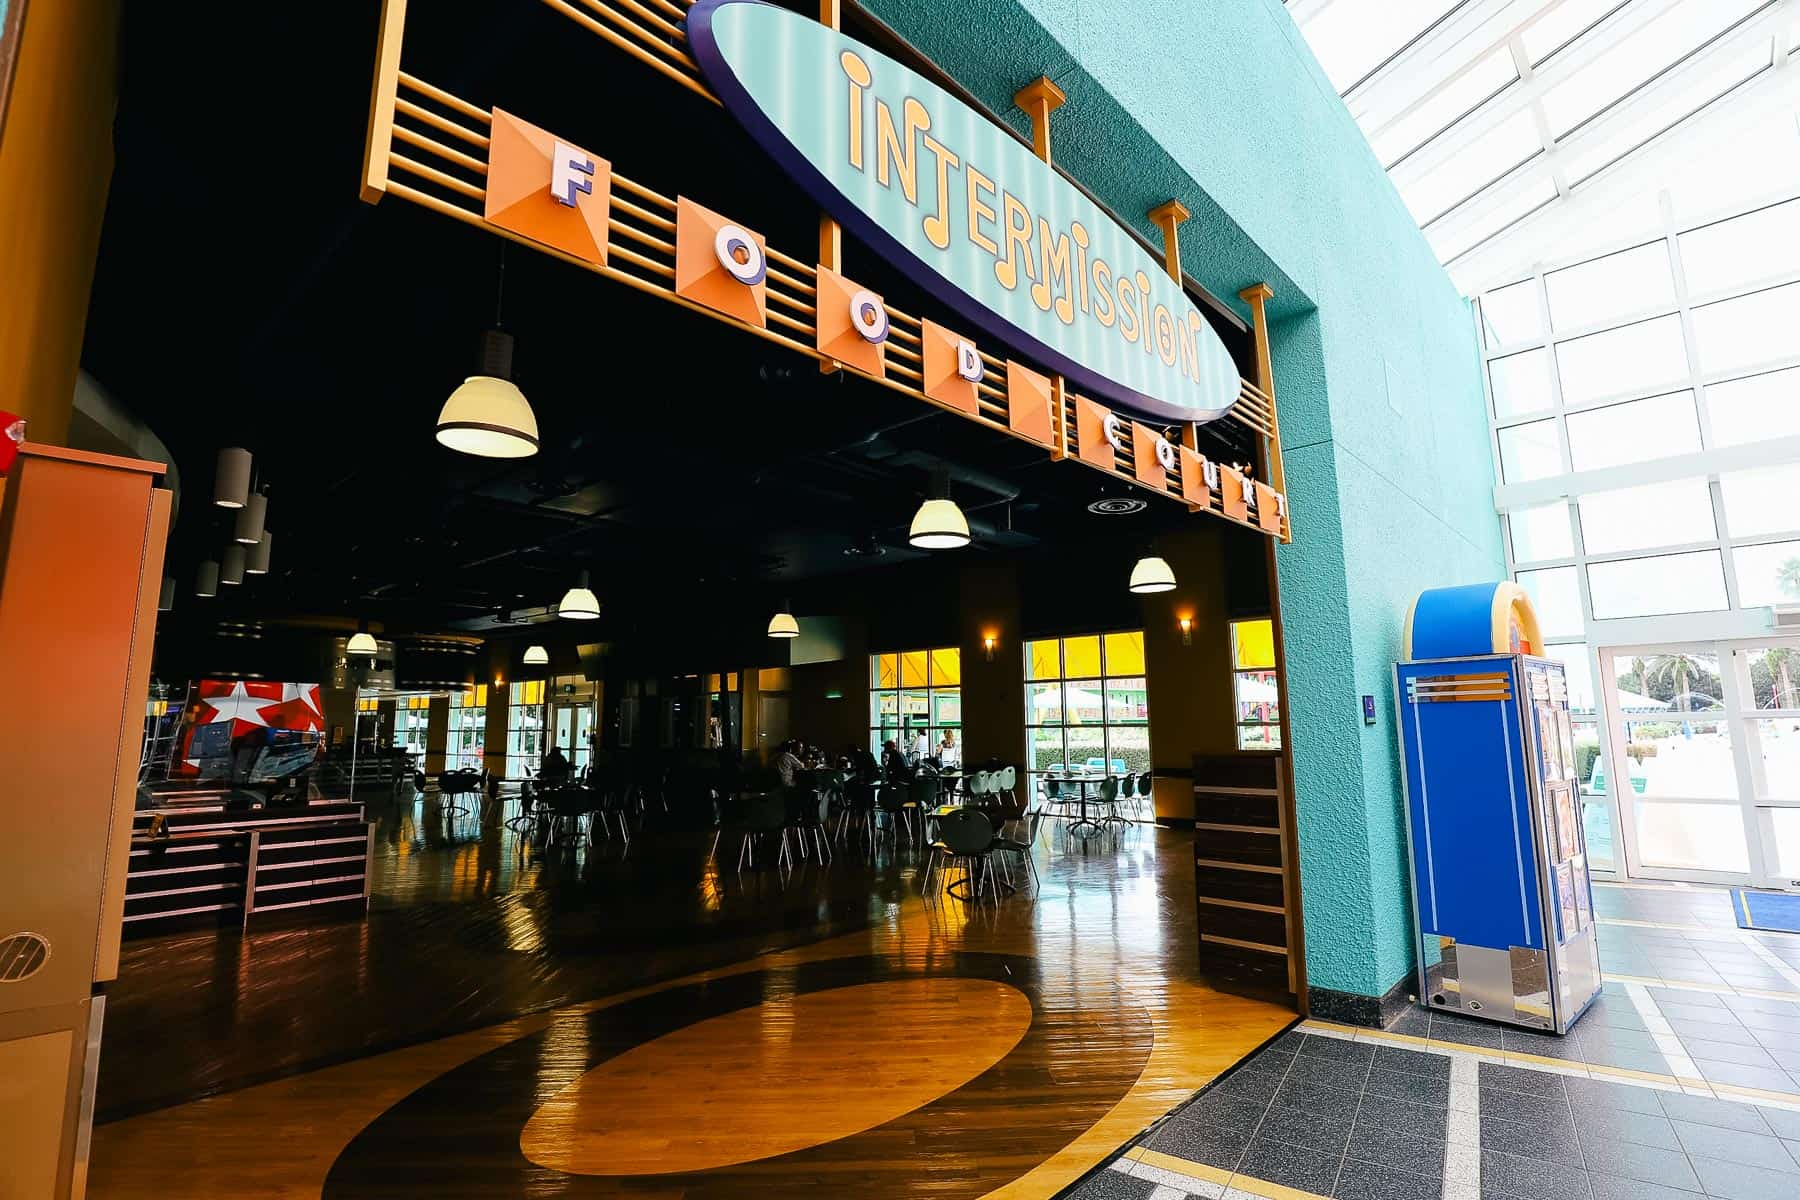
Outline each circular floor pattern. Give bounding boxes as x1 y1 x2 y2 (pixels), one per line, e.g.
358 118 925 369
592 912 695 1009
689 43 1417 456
323 952 1153 1198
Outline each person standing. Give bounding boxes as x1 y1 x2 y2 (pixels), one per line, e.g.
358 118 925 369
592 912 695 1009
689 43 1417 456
937 729 960 768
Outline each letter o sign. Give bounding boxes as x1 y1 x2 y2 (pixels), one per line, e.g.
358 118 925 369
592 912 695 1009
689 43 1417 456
850 289 889 343
713 224 767 286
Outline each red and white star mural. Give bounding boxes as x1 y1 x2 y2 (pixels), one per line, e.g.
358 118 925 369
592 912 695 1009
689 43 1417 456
174 680 325 776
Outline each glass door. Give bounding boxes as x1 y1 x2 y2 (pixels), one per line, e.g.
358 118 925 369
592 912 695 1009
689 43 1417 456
1598 640 1800 890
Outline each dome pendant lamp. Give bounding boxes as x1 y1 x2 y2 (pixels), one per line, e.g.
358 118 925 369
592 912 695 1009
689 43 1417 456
437 250 539 459
557 570 600 620
523 644 550 666
1128 554 1177 594
347 621 379 657
767 600 799 639
908 470 971 550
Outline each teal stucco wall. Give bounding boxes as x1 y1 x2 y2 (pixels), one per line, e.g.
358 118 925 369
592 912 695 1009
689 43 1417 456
863 0 1505 1000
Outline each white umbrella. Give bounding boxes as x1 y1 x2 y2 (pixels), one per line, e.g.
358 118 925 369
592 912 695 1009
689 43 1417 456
1614 688 1667 713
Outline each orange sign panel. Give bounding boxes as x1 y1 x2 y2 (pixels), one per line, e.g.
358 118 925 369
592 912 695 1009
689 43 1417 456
815 267 888 378
920 321 981 415
1178 446 1211 509
1220 466 1249 521
1253 482 1283 533
1132 423 1167 490
1074 397 1116 471
675 197 769 328
485 109 611 266
1005 361 1054 447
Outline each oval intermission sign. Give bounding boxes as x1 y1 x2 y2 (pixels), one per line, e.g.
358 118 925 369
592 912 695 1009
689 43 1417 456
687 0 1239 424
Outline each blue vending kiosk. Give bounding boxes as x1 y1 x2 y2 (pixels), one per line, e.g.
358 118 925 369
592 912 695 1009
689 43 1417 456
1395 582 1602 1034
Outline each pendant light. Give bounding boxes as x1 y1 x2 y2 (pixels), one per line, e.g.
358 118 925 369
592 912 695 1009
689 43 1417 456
908 471 970 550
767 601 799 638
196 560 220 598
214 448 252 509
246 530 273 575
437 249 539 458
347 621 379 656
220 544 247 585
234 490 267 544
523 644 550 665
557 570 600 620
1128 555 1177 594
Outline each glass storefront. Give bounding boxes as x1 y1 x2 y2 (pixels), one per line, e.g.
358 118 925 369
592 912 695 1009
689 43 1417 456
1023 631 1149 796
868 648 960 759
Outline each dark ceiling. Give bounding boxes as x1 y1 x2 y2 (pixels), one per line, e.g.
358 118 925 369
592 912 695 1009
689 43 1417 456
81 0 1257 660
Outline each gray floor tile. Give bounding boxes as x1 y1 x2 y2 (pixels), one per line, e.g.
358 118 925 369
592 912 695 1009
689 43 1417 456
1757 1106 1800 1140
1352 1089 1449 1136
1658 1001 1743 1027
1578 1027 1664 1055
1565 1077 1668 1116
1344 1118 1446 1175
1255 1100 1353 1157
1507 1029 1587 1061
1666 1019 1761 1048
1362 1065 1449 1107
1482 1147 1594 1200
1386 1009 1431 1038
1784 1139 1800 1168
1282 1053 1372 1093
1724 996 1800 1018
1671 1120 1799 1173
1212 1069 1283 1108
1768 1047 1800 1073
1237 1134 1343 1196
1581 1046 1677 1076
1579 1139 1703 1192
1070 1167 1159 1200
1680 1038 1779 1069
1691 1061 1798 1093
1588 1170 1707 1200
1688 1155 1800 1200
1272 1075 1361 1118
1483 1110 1586 1167
1657 1091 1772 1134
1178 1089 1268 1132
1149 1115 1254 1172
1330 1156 1439 1200
1483 1061 1570 1098
1735 1008 1800 1035
1371 1044 1450 1080
1650 987 1727 1008
1583 1006 1654 1033
1296 1035 1375 1066
1429 1014 1505 1048
1482 1082 1576 1130
1573 1106 1681 1152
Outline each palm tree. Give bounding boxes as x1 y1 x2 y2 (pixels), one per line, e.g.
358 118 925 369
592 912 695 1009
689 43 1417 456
1765 646 1798 710
1646 653 1712 713
1777 556 1800 602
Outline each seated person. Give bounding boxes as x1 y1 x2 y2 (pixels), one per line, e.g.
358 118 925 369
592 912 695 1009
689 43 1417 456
539 745 572 786
937 730 961 769
880 738 911 781
849 744 879 780
774 740 803 788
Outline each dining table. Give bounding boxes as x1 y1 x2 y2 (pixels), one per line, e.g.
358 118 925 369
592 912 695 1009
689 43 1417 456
1042 771 1110 838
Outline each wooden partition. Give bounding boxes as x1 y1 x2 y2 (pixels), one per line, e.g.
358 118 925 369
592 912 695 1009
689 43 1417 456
1191 752 1304 1008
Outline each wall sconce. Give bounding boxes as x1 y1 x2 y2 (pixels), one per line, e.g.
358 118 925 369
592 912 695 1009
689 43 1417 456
1177 614 1194 647
982 632 998 662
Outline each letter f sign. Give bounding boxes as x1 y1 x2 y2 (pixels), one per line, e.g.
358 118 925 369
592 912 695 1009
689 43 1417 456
551 142 596 208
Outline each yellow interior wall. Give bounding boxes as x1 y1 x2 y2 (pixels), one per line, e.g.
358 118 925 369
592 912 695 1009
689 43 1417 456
0 0 121 448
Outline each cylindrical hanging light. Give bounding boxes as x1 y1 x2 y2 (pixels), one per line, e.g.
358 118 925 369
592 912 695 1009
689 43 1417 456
347 629 379 656
246 530 273 575
557 569 600 620
234 492 267 544
523 644 550 665
158 576 176 612
196 560 220 597
214 448 252 508
220 544 247 585
909 470 971 550
767 608 799 638
1128 555 1177 594
437 329 539 459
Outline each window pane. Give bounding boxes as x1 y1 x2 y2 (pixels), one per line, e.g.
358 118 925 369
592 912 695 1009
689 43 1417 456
873 654 897 689
1554 315 1688 406
1063 635 1102 679
931 688 961 730
930 647 961 686
900 650 929 688
1028 726 1066 775
1720 465 1800 538
1105 726 1153 775
1565 391 1700 471
1066 725 1106 774
1538 0 1766 137
1497 419 1565 482
1517 566 1584 637
1480 279 1544 348
1373 49 1519 168
1510 502 1574 563
1106 677 1150 726
1025 639 1061 680
1522 0 1628 65
1542 643 1597 715
1398 108 1541 224
1103 631 1145 676
1298 0 1464 93
1578 478 1716 554
1238 724 1282 751
1489 348 1554 418
1426 173 1559 265
871 690 897 728
1633 800 1748 871
1679 198 1800 296
1026 682 1064 725
1545 242 1675 331
1588 550 1728 618
1234 670 1280 724
1731 540 1800 608
1231 619 1276 670
1063 682 1104 726
1746 650 1800 709
1705 366 1800 447
1691 282 1800 376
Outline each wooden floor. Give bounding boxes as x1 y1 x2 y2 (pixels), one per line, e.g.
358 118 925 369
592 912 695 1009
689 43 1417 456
89 799 1294 1198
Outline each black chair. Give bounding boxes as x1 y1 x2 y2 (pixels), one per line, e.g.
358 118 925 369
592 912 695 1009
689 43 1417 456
874 783 909 850
1134 771 1154 820
907 775 940 844
785 783 833 865
922 807 996 902
838 778 878 855
734 790 790 871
